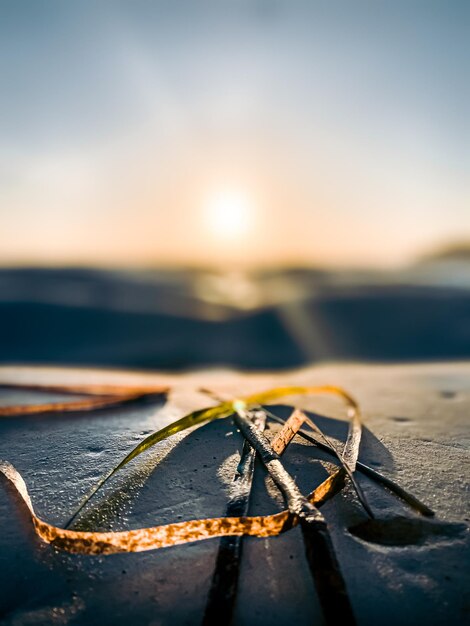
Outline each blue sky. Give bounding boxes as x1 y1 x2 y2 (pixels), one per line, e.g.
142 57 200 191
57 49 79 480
0 1 468 267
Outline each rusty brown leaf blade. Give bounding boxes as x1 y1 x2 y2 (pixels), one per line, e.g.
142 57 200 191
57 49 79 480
0 452 344 555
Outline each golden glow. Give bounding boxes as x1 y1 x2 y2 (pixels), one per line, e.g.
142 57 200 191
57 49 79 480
203 188 254 242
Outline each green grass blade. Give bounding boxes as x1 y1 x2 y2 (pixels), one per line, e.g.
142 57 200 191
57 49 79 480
64 402 234 528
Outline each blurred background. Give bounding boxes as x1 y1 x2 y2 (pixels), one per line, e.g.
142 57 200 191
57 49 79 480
0 0 469 370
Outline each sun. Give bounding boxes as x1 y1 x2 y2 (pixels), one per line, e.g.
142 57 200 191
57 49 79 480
203 188 254 241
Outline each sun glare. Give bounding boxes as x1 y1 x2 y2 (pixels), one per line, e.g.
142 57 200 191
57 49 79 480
203 188 254 242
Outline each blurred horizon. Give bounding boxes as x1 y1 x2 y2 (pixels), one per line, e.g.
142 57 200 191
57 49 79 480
1 1 468 270
0 237 470 271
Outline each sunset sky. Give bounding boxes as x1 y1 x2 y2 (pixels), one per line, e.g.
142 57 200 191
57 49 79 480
0 1 468 268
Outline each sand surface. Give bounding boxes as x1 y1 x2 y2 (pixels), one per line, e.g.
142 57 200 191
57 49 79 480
0 362 468 625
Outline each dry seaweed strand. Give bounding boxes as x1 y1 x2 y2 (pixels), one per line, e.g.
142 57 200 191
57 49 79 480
0 382 169 417
0 382 168 396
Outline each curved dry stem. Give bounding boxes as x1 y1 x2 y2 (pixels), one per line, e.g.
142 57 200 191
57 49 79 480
0 382 168 417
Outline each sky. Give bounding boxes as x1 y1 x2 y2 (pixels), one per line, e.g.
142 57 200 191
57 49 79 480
0 0 468 268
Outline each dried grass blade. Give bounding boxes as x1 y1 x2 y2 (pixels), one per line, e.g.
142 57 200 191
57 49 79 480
242 385 359 410
0 458 343 555
271 408 305 454
0 382 169 396
0 394 153 417
0 382 168 417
